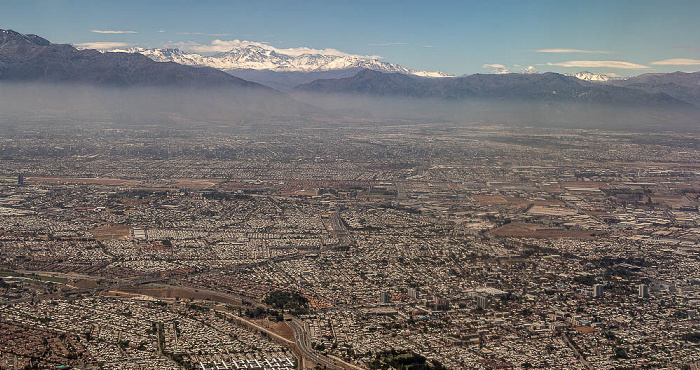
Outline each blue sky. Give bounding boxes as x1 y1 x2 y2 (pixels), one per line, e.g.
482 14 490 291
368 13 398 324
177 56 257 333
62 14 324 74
3 0 699 76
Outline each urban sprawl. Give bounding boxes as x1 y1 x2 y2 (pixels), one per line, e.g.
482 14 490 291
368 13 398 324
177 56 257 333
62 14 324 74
0 120 698 369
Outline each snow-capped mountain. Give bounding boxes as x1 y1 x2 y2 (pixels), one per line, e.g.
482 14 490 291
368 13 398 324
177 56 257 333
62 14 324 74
487 66 537 75
489 67 511 74
116 46 451 78
566 71 623 82
521 65 537 74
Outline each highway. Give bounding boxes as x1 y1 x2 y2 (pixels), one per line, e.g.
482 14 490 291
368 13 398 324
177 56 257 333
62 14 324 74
1 269 357 369
1 273 334 368
0 274 169 306
328 212 354 250
289 318 344 370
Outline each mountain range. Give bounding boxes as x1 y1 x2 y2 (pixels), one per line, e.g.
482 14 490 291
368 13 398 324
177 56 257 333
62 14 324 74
112 45 450 91
610 71 700 108
120 45 450 78
564 71 623 82
0 29 266 89
124 47 629 87
113 43 700 109
1 29 699 129
295 69 697 108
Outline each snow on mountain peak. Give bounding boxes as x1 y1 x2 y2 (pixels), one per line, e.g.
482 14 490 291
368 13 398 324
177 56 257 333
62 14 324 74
490 67 511 74
566 71 623 82
521 65 537 74
116 45 451 78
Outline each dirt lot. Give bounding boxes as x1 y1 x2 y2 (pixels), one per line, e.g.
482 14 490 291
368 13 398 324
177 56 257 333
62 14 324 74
29 176 222 190
473 195 564 207
91 223 131 240
118 286 244 306
170 179 223 189
473 195 509 204
28 177 140 186
488 222 603 239
252 319 295 342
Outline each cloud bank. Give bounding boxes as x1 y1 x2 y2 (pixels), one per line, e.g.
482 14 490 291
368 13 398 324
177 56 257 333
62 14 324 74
537 48 616 54
650 58 700 66
177 32 232 36
91 30 137 34
74 41 134 49
546 61 649 69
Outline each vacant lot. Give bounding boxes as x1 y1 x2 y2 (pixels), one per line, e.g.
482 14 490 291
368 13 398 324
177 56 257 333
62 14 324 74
91 223 131 240
489 222 602 239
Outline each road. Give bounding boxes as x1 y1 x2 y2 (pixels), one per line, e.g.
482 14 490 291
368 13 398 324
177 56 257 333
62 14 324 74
0 274 169 306
289 318 344 370
1 269 363 369
328 212 354 250
562 332 594 370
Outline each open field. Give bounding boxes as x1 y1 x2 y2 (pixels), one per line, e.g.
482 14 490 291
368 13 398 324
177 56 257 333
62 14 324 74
488 222 604 239
91 223 131 240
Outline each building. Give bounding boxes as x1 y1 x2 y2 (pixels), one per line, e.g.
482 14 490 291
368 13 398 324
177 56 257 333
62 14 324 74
434 297 449 311
427 297 449 311
593 284 604 298
408 287 419 300
476 295 489 309
133 228 147 241
379 291 391 304
638 284 649 298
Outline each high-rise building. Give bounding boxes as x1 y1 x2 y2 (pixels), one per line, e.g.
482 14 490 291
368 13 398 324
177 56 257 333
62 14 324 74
17 174 23 186
379 291 391 304
476 295 489 309
434 297 449 311
638 284 649 298
593 284 604 298
408 287 419 300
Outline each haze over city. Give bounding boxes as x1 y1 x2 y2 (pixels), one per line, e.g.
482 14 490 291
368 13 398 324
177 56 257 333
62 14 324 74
0 1 699 370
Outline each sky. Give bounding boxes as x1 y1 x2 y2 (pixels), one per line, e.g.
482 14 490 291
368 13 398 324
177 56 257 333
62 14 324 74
2 0 700 76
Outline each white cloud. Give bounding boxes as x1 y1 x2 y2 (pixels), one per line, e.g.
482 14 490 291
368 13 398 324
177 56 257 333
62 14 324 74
157 30 166 33
546 60 649 69
91 30 137 34
537 48 616 54
650 58 700 66
368 42 408 46
177 32 232 36
177 39 381 59
74 41 133 49
482 64 510 74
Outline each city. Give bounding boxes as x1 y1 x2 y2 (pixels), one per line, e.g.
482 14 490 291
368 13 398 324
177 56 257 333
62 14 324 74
0 121 698 369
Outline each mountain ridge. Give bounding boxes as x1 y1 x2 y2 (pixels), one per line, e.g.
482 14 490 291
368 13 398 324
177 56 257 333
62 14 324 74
112 46 451 78
0 29 268 89
608 71 700 107
295 69 696 109
565 71 623 82
2 29 699 122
